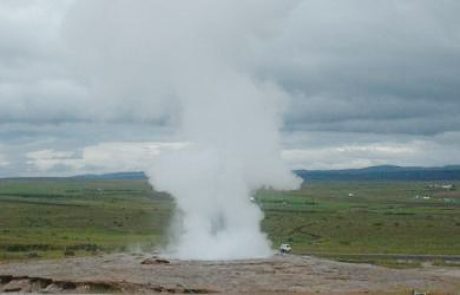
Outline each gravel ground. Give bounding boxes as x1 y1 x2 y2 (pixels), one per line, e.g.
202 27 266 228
1 253 459 294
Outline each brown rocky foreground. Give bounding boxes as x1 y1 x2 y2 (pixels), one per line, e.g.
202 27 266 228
0 253 459 294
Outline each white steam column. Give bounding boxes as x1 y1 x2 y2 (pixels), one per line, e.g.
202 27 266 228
65 0 302 260
150 74 302 259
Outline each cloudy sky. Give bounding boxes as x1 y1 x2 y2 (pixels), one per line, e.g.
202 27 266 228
1 0 460 177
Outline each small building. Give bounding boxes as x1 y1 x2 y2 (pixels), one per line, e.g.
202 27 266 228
428 183 456 190
441 184 455 190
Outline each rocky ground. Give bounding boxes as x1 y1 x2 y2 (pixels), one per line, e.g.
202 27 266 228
1 253 459 294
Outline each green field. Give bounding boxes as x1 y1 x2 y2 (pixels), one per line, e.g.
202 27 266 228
0 179 172 260
0 178 459 266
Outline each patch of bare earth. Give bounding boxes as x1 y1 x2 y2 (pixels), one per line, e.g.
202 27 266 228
1 253 459 294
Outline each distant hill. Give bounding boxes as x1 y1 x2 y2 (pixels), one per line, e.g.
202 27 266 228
294 165 460 182
75 165 460 182
72 171 147 180
3 165 460 182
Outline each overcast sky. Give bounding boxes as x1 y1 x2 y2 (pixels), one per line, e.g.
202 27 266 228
1 0 460 177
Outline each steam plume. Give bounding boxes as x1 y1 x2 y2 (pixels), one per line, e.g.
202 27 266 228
66 0 301 260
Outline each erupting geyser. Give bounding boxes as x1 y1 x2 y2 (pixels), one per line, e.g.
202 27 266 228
67 0 301 260
149 76 302 259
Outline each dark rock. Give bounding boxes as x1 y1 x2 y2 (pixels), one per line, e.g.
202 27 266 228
141 256 171 265
2 279 31 293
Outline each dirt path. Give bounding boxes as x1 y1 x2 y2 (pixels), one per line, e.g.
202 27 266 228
1 253 459 294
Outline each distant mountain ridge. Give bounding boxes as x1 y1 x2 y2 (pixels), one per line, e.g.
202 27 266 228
3 165 460 181
294 165 460 182
72 171 147 180
73 165 460 182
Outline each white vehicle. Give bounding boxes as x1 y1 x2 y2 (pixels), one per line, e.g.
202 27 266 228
279 243 292 254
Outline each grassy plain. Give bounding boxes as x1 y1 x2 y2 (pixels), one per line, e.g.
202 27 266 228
0 179 171 260
0 178 459 266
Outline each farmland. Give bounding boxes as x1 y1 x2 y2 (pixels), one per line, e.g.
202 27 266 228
0 178 459 267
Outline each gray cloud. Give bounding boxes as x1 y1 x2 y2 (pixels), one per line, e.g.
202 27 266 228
266 0 460 134
0 0 459 176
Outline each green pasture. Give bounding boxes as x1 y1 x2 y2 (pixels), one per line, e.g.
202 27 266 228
0 179 172 260
260 182 460 255
0 178 459 265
